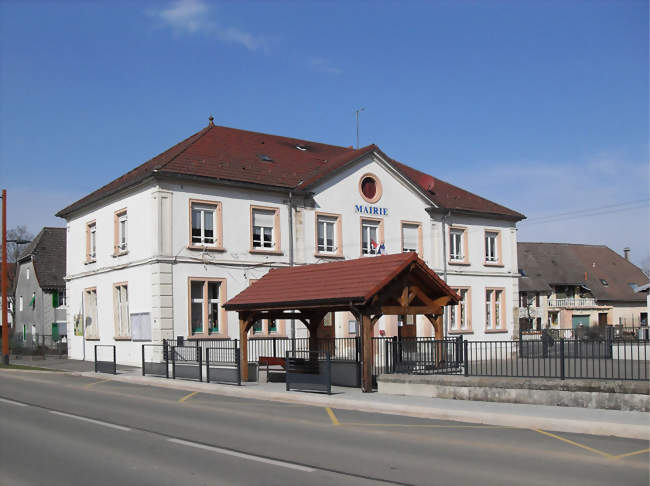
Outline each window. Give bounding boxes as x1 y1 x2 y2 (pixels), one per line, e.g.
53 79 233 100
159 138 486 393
268 319 278 333
86 221 96 262
251 206 280 251
190 201 222 248
113 283 130 338
449 288 470 332
323 313 333 327
83 288 98 339
252 320 263 334
26 269 30 280
358 173 383 203
19 296 23 312
188 279 226 336
485 289 505 331
316 213 341 255
398 314 416 326
401 222 421 255
52 290 66 308
485 231 499 263
113 209 128 254
361 218 383 255
449 228 466 262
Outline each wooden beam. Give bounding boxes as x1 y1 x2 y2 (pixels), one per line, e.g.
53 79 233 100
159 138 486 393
381 305 443 315
361 314 374 393
239 316 254 382
425 313 445 340
411 286 452 309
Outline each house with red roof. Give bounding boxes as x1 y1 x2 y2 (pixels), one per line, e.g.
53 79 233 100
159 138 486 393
57 119 525 365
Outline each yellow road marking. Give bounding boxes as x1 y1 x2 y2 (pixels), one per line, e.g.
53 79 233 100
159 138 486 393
611 448 650 460
345 423 505 429
84 379 111 389
178 391 199 403
532 429 612 459
325 407 340 426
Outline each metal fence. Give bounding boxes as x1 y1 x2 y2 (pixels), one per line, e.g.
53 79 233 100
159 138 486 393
206 346 241 385
141 344 168 378
4 334 67 357
170 345 202 381
521 326 650 342
384 337 464 375
94 345 116 374
285 350 331 394
463 339 649 381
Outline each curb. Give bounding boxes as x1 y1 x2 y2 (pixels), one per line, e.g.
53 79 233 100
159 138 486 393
61 370 650 441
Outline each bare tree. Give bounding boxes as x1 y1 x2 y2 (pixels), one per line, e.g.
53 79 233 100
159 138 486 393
5 225 33 262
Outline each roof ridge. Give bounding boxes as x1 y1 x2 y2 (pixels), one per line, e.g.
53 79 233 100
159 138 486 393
213 124 352 151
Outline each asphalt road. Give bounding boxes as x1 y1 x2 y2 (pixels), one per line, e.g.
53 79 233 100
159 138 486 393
0 371 648 486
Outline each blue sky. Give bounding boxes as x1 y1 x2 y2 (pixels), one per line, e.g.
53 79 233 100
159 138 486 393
1 0 648 268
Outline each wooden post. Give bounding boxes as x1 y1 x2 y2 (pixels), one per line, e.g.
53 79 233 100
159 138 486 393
426 313 445 366
361 314 373 392
239 317 249 382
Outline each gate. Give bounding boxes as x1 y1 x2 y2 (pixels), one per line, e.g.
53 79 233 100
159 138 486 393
206 346 241 385
142 344 169 378
171 345 202 381
286 350 331 394
94 345 116 374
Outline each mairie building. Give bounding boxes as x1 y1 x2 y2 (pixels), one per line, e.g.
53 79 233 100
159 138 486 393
56 120 525 365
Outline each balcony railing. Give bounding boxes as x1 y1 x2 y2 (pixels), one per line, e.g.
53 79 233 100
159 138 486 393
548 298 596 308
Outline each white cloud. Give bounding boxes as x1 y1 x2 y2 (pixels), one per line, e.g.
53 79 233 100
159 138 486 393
149 0 268 51
309 57 342 75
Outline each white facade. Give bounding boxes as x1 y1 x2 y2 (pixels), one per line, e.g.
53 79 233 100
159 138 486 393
64 152 521 365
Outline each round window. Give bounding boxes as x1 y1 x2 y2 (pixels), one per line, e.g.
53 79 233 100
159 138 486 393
358 173 382 203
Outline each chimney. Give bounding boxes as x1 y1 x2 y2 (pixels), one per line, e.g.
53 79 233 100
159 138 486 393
623 247 630 260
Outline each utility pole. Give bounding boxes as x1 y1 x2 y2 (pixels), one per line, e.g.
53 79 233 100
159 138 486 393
2 189 8 365
355 107 365 149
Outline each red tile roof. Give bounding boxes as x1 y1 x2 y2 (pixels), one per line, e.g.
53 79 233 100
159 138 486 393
56 122 524 220
224 252 458 311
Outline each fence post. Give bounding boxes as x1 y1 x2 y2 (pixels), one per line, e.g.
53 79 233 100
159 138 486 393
236 347 241 386
206 348 210 383
463 340 469 377
559 338 565 380
198 346 203 382
113 345 116 375
172 346 176 379
94 345 97 373
165 343 169 379
384 339 390 374
273 337 277 358
456 335 463 365
141 345 145 376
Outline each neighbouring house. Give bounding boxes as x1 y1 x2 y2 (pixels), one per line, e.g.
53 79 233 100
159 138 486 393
3 262 16 330
517 242 648 333
13 227 67 343
56 120 525 365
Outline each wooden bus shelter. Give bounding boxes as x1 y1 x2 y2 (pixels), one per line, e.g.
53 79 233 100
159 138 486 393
224 252 459 392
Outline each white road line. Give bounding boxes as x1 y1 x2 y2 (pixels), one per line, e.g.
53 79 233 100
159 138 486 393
0 397 28 407
167 438 315 472
49 411 131 431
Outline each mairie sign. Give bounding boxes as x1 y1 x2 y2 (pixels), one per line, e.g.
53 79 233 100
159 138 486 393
354 204 388 216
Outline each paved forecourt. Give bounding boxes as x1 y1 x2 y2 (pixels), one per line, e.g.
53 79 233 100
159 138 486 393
0 370 648 486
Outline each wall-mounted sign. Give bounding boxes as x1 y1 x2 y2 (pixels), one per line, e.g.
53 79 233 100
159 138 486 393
354 204 388 216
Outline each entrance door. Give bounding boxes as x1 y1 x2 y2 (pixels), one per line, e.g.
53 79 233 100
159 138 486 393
598 313 608 327
572 315 590 328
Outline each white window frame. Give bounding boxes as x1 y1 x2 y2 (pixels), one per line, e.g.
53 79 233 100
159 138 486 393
113 283 130 338
117 213 128 252
317 216 337 254
361 219 380 255
191 203 217 247
19 296 23 312
449 229 464 261
449 288 469 332
189 278 226 337
251 207 279 251
89 223 96 260
485 231 498 263
83 288 98 339
401 222 421 254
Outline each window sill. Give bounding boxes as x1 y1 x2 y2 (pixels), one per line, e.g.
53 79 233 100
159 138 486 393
249 249 284 256
187 245 226 252
448 329 473 334
314 252 345 259
85 337 100 341
112 251 129 258
484 262 504 267
485 329 508 333
84 259 96 265
187 334 228 340
448 260 470 266
113 336 132 341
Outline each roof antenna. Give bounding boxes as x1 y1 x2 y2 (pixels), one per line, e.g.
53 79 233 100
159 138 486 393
355 107 365 149
208 115 214 127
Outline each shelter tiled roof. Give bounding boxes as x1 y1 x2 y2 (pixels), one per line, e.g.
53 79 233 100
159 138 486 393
225 252 458 310
517 242 647 302
56 123 524 221
18 227 66 290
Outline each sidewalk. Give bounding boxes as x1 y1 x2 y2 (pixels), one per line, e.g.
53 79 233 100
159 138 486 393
35 358 649 441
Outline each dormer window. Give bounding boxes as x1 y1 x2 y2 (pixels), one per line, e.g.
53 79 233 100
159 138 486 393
257 154 273 162
600 279 608 286
295 144 308 151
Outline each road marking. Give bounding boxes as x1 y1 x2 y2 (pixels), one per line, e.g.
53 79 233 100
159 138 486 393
167 438 315 472
178 391 199 403
84 379 111 388
345 423 504 429
612 448 650 460
49 411 131 432
325 407 340 426
532 429 612 458
0 397 28 407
